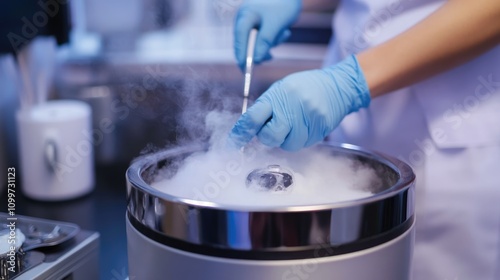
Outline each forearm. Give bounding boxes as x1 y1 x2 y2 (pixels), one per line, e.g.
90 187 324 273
357 0 500 98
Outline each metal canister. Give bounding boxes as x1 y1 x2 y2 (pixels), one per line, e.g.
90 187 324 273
126 143 415 280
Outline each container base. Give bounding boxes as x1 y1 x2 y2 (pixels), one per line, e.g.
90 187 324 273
126 214 414 280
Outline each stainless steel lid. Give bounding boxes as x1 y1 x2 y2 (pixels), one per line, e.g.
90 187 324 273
126 143 415 260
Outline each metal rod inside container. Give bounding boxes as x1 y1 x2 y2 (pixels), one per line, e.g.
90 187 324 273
242 29 258 114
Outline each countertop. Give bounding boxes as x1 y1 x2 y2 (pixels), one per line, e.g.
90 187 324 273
0 163 130 280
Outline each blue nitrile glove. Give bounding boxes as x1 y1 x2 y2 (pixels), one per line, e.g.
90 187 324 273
229 55 371 151
234 0 302 70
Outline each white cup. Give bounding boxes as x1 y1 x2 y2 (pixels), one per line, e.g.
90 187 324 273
16 100 94 201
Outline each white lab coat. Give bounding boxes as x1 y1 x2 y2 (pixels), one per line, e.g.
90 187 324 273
325 0 500 279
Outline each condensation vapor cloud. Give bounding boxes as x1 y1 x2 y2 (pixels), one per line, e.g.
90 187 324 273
143 66 383 208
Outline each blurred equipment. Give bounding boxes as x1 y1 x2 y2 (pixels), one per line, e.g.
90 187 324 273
0 1 71 54
0 213 99 280
80 0 189 52
17 36 58 109
0 55 20 194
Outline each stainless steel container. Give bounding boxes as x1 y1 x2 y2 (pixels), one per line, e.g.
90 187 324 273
126 143 415 280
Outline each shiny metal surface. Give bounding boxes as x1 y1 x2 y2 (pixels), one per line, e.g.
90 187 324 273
246 165 294 192
242 29 258 114
127 216 414 280
126 143 415 254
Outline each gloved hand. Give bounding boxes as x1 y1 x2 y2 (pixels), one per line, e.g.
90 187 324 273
234 0 302 70
229 55 371 151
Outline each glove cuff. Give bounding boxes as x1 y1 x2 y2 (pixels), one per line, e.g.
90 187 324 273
349 55 371 109
325 55 371 112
